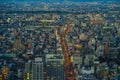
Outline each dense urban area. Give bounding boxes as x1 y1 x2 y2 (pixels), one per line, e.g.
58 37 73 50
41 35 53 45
0 1 120 80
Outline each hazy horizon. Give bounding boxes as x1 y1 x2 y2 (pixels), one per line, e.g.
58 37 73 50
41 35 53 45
0 0 120 2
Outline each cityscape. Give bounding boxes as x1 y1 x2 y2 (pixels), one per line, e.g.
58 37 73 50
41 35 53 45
0 0 120 80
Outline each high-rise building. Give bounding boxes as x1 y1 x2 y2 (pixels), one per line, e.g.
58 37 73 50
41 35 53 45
32 57 43 80
45 54 65 80
25 61 31 73
24 60 32 80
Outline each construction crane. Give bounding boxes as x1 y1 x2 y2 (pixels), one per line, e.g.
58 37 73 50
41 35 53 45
61 24 75 80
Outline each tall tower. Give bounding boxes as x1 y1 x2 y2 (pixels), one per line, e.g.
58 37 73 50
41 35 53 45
32 58 43 80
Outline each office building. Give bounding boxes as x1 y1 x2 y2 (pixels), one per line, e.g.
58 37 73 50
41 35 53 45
32 57 43 80
46 54 65 80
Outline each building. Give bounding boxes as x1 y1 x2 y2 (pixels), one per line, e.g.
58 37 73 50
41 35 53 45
24 60 32 80
45 54 65 80
0 74 3 80
25 61 32 73
32 58 43 80
73 54 82 66
13 38 24 51
1 66 9 80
